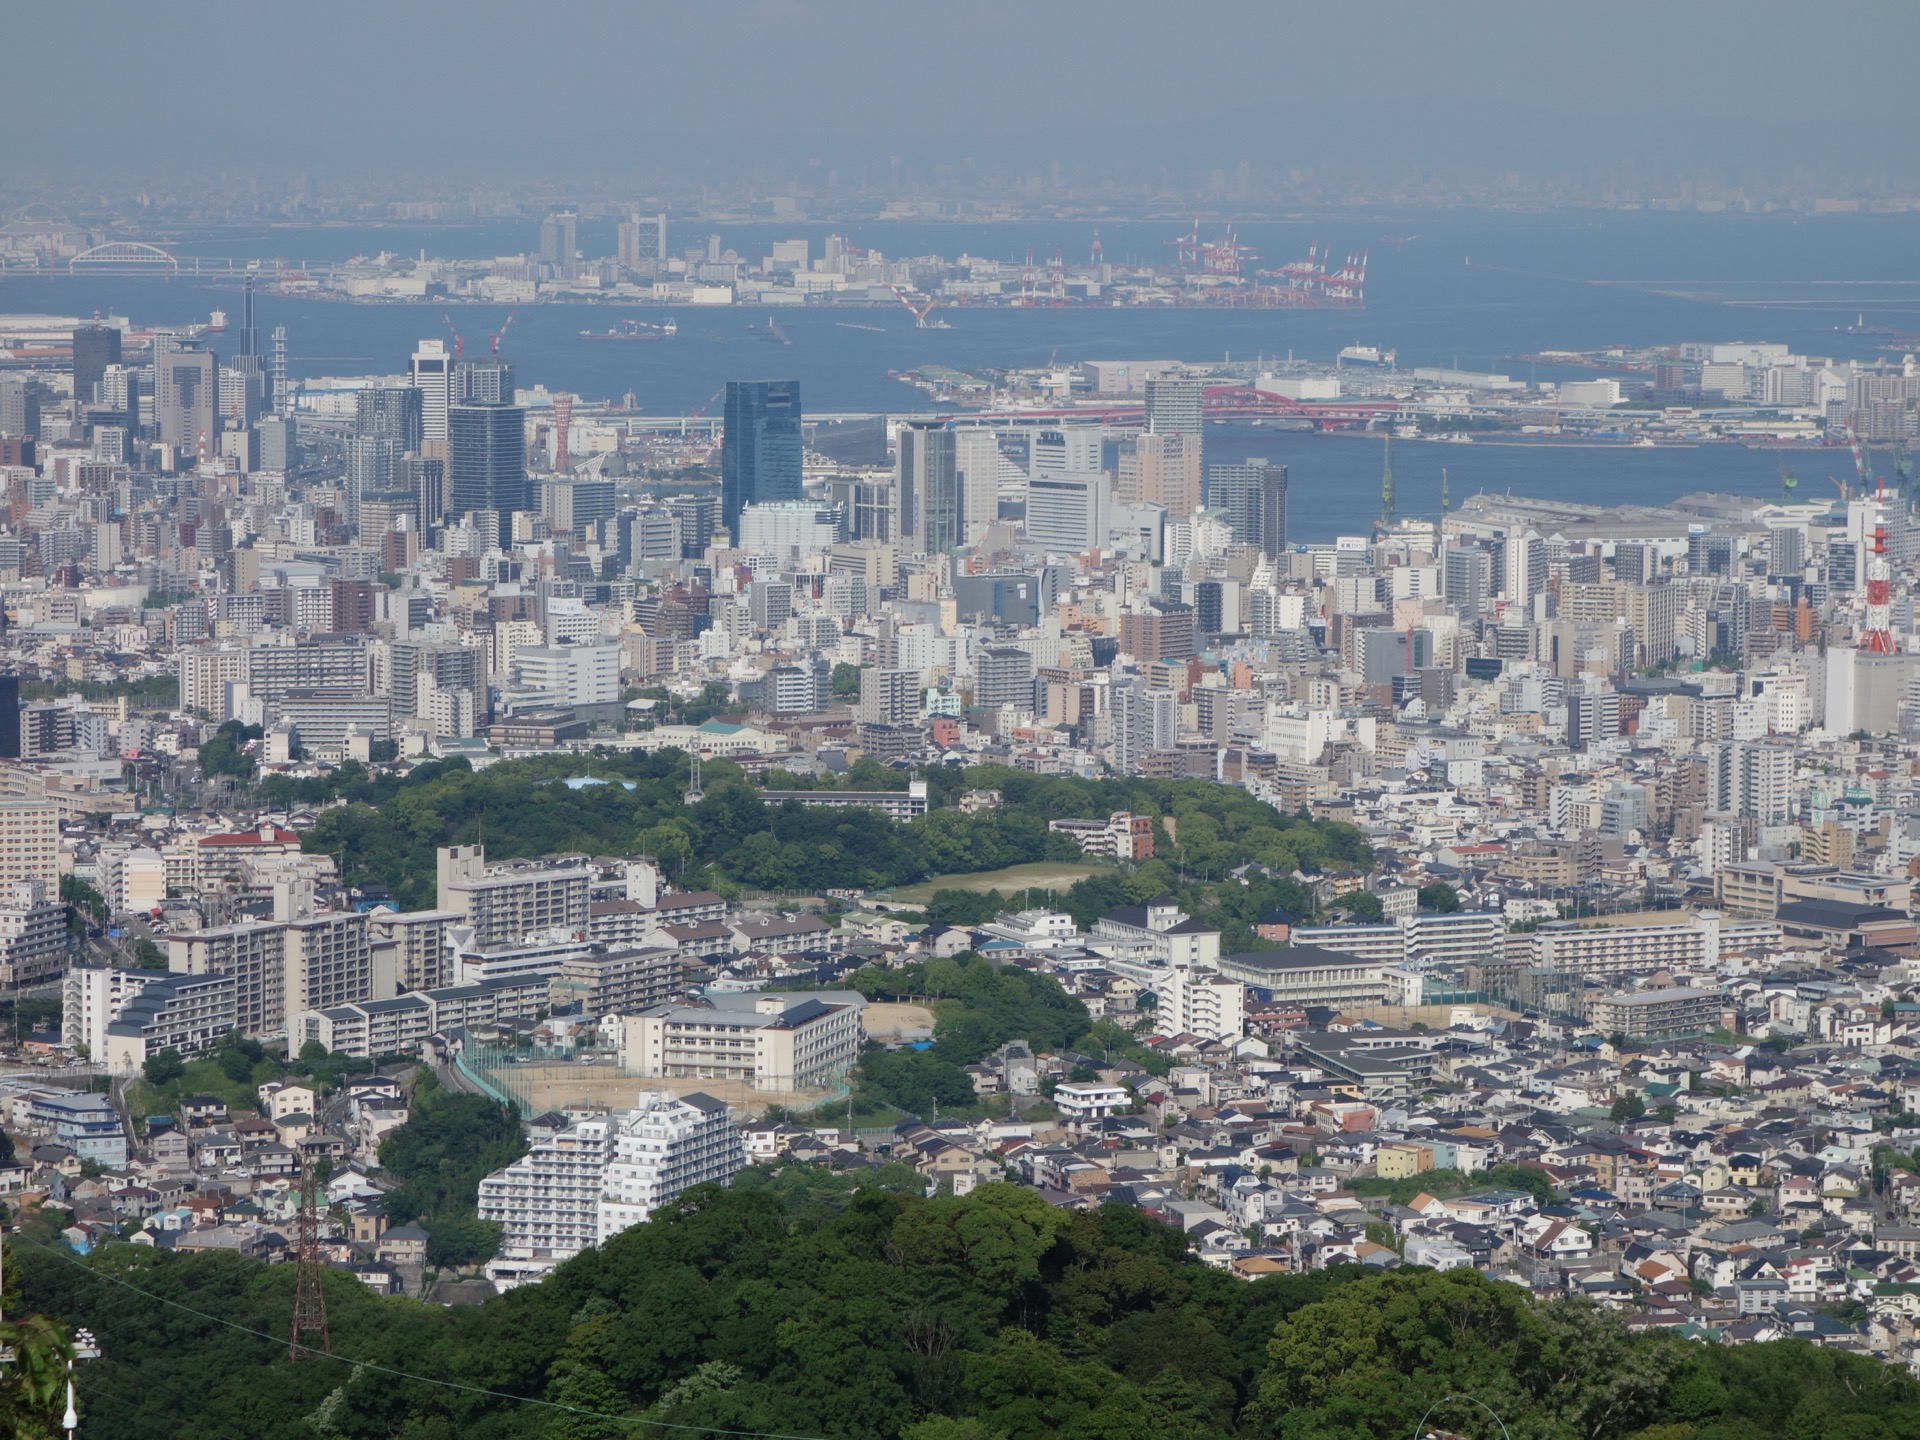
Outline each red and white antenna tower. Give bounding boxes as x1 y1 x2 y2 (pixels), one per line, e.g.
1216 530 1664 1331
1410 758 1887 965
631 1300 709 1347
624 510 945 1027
551 392 574 473
1864 478 1897 654
1090 226 1103 268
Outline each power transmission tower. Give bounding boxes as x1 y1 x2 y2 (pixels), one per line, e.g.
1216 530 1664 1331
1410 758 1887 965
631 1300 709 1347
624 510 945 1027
288 1164 330 1360
684 749 704 805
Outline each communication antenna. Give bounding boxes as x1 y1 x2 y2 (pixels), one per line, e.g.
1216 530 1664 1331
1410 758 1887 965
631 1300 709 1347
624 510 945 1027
288 1164 331 1360
684 749 704 805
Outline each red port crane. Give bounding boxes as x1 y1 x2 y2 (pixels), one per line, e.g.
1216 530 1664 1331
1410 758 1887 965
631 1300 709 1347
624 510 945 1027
442 312 465 359
489 310 516 357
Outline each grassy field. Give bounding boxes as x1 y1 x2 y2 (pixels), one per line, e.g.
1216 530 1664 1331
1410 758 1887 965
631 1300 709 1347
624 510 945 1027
885 861 1112 905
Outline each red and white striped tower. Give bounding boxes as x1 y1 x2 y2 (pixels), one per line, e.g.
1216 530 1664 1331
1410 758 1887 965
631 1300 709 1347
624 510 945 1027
1863 481 1897 654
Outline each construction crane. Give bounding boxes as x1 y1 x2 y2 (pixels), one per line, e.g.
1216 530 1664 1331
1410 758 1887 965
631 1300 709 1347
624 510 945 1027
1830 474 1851 503
442 311 465 359
489 309 515 357
1780 464 1798 505
888 284 940 328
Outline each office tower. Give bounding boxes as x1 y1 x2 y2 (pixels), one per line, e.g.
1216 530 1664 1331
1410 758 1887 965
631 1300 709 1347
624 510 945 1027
898 420 961 554
955 428 1003 544
665 493 720 556
823 474 895 543
1025 472 1110 553
71 324 121 409
0 380 40 441
1028 426 1104 479
1613 541 1654 584
1444 545 1493 617
153 333 217 457
455 359 516 405
1144 376 1204 469
409 339 452 448
1115 431 1201 517
1206 459 1288 557
0 675 18 759
1501 531 1546 609
448 402 530 543
220 356 265 430
540 211 579 280
404 455 447 529
617 212 666 271
356 385 424 450
237 276 259 357
344 435 401 530
720 380 802 536
259 414 298 472
1768 524 1806 578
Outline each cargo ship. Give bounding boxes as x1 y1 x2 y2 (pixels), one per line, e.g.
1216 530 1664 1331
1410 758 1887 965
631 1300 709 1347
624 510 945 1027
1337 344 1395 368
580 318 677 341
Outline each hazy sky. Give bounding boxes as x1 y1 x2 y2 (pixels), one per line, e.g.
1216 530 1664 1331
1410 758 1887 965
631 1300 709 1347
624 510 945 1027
15 0 1919 186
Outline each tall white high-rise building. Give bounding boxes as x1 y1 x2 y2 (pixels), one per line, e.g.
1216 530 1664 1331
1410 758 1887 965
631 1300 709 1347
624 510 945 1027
409 339 452 450
955 428 1003 545
480 1091 743 1289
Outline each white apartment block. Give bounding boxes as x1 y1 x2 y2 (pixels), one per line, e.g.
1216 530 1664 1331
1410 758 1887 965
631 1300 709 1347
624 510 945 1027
1157 964 1246 1042
1521 910 1780 980
596 1092 741 1241
64 964 160 1056
481 1090 743 1289
620 992 865 1093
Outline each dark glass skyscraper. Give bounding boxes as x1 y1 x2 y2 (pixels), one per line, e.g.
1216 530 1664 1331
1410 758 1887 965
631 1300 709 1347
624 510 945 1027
721 380 802 536
448 402 529 543
71 324 121 410
0 675 18 760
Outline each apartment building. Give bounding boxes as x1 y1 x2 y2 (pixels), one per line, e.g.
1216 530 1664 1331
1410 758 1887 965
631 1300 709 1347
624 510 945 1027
551 944 680 1016
1292 910 1506 970
1158 964 1246 1042
103 972 240 1075
436 844 590 951
1217 945 1390 1008
481 1090 743 1289
1048 811 1155 861
169 908 378 1038
1519 910 1779 980
0 800 58 888
1588 986 1725 1039
620 991 865 1092
755 780 929 822
64 964 160 1055
299 972 557 1058
595 1092 743 1241
368 908 462 991
0 880 71 986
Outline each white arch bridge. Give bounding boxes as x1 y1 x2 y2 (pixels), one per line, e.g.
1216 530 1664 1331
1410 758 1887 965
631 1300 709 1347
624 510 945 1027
68 242 179 276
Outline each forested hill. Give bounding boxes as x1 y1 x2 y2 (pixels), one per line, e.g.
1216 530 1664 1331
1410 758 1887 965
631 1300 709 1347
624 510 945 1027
278 752 1371 909
17 1180 1918 1440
